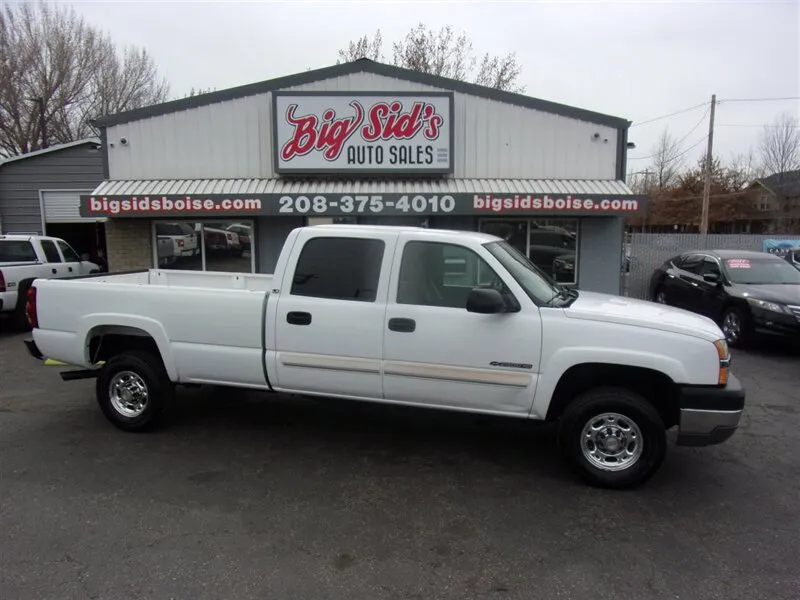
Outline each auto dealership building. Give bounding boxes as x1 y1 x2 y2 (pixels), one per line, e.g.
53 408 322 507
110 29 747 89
80 58 645 293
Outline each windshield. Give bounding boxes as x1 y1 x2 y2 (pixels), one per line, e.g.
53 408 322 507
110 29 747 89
484 240 562 304
0 240 37 263
724 257 800 285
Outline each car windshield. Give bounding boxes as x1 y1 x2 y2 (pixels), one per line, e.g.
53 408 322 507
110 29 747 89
484 240 562 304
723 257 800 285
0 240 37 262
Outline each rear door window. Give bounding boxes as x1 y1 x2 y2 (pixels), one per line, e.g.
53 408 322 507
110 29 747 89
0 240 37 262
40 240 62 263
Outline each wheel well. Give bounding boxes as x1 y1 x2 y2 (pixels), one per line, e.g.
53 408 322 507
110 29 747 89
87 326 164 366
545 363 680 428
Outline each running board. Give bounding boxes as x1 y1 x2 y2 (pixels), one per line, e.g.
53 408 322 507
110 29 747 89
60 369 101 381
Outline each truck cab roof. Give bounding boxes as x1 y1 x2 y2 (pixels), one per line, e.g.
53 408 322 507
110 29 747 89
307 224 502 244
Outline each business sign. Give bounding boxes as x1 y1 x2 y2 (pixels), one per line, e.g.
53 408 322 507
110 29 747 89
272 92 454 174
80 192 647 218
762 238 800 257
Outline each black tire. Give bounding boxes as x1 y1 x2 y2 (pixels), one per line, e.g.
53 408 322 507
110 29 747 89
558 387 667 489
720 306 752 348
12 281 33 332
95 351 173 432
653 284 667 305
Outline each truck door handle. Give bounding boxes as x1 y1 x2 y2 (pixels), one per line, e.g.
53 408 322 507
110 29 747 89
286 311 312 326
68 267 73 272
388 318 416 333
51 268 57 274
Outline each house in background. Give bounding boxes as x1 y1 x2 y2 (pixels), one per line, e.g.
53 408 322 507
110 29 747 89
0 138 108 265
746 169 800 234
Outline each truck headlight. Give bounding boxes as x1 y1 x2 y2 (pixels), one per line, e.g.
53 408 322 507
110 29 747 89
746 297 788 314
714 339 730 385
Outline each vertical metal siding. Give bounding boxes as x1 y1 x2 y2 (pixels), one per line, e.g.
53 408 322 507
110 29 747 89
0 144 103 233
105 71 618 181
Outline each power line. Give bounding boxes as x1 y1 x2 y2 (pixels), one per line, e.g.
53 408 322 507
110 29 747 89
629 101 708 128
719 96 800 103
675 106 711 146
717 123 800 128
628 135 708 162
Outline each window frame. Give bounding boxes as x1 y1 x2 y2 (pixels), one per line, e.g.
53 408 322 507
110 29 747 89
150 219 256 273
478 217 580 286
40 239 63 263
289 235 386 303
395 239 516 310
56 240 81 262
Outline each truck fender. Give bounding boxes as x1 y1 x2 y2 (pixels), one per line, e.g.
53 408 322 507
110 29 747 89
76 314 178 381
530 346 688 419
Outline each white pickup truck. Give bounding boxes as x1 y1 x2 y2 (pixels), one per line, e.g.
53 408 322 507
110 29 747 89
23 224 745 488
1 234 100 329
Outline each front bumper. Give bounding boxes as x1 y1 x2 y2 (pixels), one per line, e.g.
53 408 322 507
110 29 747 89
676 373 745 447
751 308 800 338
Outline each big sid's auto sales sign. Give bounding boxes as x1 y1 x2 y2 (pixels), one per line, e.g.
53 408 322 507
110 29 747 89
272 91 454 174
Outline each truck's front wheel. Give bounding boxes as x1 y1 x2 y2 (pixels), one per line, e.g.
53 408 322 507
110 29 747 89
559 387 666 489
96 351 173 432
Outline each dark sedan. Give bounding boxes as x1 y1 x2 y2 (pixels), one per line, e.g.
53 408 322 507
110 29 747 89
648 249 800 346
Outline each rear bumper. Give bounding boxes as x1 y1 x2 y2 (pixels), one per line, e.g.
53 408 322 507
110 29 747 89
676 374 745 447
24 337 44 360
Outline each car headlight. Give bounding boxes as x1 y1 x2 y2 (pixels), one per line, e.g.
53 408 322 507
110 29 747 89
746 298 788 314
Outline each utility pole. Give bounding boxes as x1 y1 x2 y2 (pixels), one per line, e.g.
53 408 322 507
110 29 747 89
700 94 716 234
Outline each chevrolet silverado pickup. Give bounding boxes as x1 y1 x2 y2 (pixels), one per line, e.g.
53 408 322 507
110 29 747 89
23 225 745 488
0 234 100 329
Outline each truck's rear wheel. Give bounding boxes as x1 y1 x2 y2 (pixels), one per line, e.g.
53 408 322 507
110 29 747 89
96 351 173 432
559 387 666 489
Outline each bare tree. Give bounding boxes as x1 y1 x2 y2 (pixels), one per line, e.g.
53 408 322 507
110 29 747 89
647 128 685 191
727 147 764 190
758 112 800 177
0 1 169 158
336 23 524 92
337 30 383 63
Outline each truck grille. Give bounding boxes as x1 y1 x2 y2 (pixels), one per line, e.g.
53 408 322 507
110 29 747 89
789 305 800 322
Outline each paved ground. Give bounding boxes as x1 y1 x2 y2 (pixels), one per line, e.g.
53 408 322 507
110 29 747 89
1 324 799 600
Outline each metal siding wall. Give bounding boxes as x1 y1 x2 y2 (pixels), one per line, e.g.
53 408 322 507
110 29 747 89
105 71 618 181
41 190 96 223
624 233 800 300
577 217 624 295
0 144 103 233
256 216 305 273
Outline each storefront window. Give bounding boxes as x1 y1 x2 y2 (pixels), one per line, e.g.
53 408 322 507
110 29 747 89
479 218 579 285
152 220 255 273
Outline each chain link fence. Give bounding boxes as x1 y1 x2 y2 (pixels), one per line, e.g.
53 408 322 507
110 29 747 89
622 233 800 299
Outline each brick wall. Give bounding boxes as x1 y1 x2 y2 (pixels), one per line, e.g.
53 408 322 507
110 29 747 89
105 219 152 271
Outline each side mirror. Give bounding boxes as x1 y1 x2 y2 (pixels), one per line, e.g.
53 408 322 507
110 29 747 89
703 272 720 284
466 287 505 314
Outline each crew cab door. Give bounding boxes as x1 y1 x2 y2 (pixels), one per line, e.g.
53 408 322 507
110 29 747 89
39 239 65 276
268 228 397 399
382 235 542 416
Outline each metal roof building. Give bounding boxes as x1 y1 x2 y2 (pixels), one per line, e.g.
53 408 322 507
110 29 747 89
80 58 644 293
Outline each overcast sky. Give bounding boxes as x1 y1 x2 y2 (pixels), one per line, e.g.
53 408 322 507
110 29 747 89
68 0 799 175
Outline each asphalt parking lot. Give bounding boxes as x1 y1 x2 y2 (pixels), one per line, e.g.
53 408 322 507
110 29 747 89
1 327 799 600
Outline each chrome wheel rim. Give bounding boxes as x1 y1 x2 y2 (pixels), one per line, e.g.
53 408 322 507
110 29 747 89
109 371 149 418
581 412 643 471
655 289 666 304
722 312 741 343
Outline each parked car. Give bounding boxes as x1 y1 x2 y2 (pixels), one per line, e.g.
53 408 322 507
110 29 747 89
648 249 800 346
154 222 199 261
199 224 243 256
225 223 252 254
0 234 100 329
23 225 745 489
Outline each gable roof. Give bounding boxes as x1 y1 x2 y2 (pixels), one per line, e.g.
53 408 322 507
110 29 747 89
94 58 630 130
757 169 800 197
0 137 101 168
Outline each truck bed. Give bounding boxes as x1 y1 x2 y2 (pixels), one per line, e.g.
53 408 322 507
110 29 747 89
32 268 275 389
